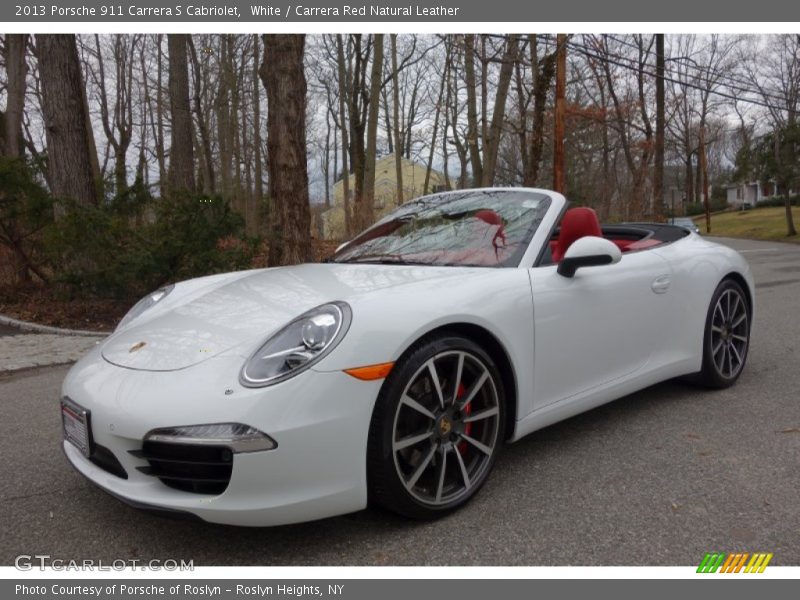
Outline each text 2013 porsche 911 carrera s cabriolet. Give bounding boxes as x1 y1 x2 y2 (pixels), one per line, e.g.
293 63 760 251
60 188 753 525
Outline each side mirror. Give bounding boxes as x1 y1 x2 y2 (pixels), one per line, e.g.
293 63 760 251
557 236 622 278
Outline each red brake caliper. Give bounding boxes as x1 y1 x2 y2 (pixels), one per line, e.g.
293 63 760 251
456 383 472 455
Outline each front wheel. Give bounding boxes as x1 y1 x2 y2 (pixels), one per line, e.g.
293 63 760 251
695 279 751 388
367 335 505 519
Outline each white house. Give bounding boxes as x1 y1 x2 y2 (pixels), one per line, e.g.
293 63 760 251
725 180 793 207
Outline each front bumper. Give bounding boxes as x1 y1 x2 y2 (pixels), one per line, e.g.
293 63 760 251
61 345 382 526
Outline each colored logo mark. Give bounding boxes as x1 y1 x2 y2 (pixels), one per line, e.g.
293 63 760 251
697 552 773 573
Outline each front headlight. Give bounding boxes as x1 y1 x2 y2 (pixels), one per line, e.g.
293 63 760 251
116 284 174 330
240 302 352 387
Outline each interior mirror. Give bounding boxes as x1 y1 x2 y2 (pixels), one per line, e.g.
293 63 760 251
557 236 622 278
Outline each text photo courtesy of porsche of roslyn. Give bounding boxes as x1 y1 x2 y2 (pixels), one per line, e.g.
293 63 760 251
0 0 799 594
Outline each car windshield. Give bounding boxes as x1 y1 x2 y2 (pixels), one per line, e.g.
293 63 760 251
332 190 551 267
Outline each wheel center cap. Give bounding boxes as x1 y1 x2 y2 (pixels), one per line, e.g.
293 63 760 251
438 416 452 437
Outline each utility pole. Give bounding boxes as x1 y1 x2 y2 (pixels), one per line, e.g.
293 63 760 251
654 33 665 222
553 33 567 194
700 125 711 233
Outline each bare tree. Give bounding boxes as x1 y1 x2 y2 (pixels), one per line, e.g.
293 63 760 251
521 35 557 187
464 35 483 185
335 34 353 237
2 34 28 158
596 34 655 219
359 33 384 231
654 33 665 221
36 34 100 207
91 35 137 194
481 35 519 186
260 34 311 265
424 39 450 194
250 34 264 236
742 34 800 236
390 34 404 205
1 34 35 283
166 34 196 193
187 36 216 195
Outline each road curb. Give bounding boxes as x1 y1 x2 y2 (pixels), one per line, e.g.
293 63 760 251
0 313 109 338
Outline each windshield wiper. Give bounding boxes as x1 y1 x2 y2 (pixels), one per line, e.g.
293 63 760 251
336 255 434 266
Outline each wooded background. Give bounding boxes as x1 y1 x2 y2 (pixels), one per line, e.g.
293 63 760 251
1 34 799 300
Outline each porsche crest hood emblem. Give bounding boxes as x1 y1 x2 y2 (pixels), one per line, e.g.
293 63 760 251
128 341 147 353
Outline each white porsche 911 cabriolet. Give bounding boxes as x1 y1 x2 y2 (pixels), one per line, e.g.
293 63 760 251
61 188 753 526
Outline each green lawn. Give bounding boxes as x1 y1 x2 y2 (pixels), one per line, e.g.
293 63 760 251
693 206 800 243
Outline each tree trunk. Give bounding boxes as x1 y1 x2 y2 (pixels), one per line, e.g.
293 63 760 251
251 34 264 236
449 53 469 189
167 34 196 194
93 35 134 196
348 35 368 233
259 34 311 265
335 35 353 239
464 35 482 186
217 37 233 201
187 36 216 195
323 108 332 208
653 33 665 221
79 48 103 200
359 34 384 231
524 40 557 186
3 34 28 158
481 35 518 186
553 34 567 194
36 34 99 208
699 126 710 233
441 40 453 191
230 41 244 216
424 57 448 194
684 153 694 211
390 35 404 205
784 193 797 236
230 36 244 215
154 35 167 197
3 34 31 283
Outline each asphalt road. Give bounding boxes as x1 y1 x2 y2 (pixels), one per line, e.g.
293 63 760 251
1 237 798 566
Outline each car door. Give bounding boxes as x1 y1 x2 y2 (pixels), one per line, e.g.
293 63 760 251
528 249 673 409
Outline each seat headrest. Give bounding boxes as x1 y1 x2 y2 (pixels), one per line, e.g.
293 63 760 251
553 207 602 262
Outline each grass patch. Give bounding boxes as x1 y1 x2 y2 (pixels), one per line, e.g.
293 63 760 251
693 206 800 243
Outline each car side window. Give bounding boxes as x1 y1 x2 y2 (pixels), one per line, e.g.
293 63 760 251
539 243 554 266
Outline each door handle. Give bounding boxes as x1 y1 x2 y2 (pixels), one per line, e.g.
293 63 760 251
651 274 671 294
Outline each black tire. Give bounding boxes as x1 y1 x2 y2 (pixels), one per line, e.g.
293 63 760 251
367 334 506 519
694 278 751 388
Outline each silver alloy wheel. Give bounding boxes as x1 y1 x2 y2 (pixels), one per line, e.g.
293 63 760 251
710 288 749 379
391 350 500 506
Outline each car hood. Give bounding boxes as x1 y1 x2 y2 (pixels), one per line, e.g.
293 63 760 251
101 262 470 371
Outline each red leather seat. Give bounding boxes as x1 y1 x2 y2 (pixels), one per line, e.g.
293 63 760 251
552 207 602 262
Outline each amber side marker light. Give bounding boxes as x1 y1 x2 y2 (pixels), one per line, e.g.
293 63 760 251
343 362 394 381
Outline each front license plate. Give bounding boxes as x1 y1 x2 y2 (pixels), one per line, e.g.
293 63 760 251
61 398 92 457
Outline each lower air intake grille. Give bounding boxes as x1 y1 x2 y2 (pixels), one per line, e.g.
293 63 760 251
130 441 233 495
89 443 128 479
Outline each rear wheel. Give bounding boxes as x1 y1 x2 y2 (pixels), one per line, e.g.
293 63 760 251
367 335 505 519
696 279 751 388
